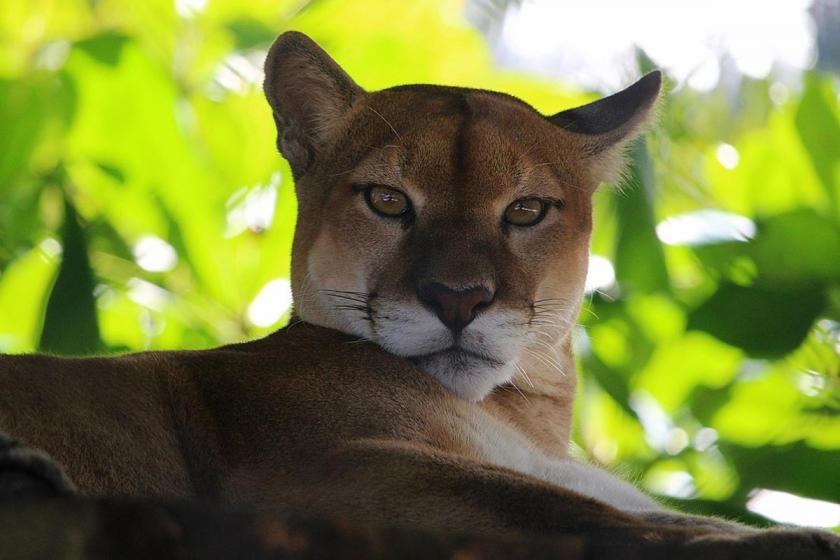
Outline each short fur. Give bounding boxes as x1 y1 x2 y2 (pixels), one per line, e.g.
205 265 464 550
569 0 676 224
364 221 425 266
0 31 838 556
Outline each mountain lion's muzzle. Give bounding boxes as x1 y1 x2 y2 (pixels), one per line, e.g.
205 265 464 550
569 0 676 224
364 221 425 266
415 282 495 334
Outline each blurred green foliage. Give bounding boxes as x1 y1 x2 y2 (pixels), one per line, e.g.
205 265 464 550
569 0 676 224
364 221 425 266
1 0 839 526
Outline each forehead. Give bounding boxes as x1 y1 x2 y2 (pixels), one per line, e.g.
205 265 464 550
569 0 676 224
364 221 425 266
347 87 579 201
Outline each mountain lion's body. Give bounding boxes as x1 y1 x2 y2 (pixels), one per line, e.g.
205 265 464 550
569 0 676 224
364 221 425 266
2 325 655 516
1 32 838 555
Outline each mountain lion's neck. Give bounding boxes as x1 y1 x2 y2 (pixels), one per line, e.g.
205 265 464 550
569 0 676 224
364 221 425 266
484 330 577 458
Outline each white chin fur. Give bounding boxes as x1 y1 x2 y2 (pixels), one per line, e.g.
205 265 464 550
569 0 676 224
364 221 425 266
305 288 527 401
413 354 517 402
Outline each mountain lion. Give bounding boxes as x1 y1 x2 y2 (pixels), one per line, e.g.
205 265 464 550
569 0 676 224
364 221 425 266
1 31 837 556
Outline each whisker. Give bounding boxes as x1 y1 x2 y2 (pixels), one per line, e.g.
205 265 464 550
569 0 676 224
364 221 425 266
327 167 357 177
333 304 372 312
527 330 563 344
324 293 370 305
320 289 370 297
368 106 403 144
525 348 567 377
343 338 371 345
514 362 535 389
579 306 599 319
525 350 560 376
532 304 567 311
508 379 531 404
532 297 571 304
528 318 561 325
530 338 565 359
527 307 575 330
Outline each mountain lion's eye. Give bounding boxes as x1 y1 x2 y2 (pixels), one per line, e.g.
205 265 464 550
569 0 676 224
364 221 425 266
504 198 549 227
364 185 412 218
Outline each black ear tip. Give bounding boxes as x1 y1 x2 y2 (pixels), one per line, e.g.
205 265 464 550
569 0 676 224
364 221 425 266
271 30 318 53
548 69 662 137
633 70 663 100
265 31 323 72
609 70 661 117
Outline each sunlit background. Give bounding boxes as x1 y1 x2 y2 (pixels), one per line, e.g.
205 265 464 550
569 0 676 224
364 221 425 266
1 0 839 529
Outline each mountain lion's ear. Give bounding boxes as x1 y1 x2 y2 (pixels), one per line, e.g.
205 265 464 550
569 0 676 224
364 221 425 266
264 31 363 178
549 71 662 186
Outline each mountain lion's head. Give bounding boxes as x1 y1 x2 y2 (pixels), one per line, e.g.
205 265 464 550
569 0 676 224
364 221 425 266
264 32 660 402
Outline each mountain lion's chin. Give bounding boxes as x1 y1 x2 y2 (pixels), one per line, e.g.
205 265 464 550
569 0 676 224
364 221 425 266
411 351 516 402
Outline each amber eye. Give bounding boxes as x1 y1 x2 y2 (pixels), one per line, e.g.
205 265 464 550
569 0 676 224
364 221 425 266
363 185 412 218
504 197 549 227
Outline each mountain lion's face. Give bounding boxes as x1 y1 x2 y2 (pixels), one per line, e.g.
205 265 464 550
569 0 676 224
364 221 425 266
295 90 593 401
264 33 660 401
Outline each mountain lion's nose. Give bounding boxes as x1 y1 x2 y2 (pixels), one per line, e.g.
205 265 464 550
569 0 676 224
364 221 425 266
417 283 495 334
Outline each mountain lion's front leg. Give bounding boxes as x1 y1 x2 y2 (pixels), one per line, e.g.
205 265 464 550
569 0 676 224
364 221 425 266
271 439 692 544
262 439 840 558
544 457 840 554
0 432 76 499
633 508 840 558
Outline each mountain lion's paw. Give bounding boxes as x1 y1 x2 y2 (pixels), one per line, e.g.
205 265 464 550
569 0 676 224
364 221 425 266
0 432 76 499
689 527 840 559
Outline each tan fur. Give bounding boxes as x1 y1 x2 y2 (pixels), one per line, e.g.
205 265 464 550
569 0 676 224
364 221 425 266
1 32 838 555
484 331 578 456
0 327 646 538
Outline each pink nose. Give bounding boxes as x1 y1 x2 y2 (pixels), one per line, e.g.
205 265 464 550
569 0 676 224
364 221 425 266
417 283 495 333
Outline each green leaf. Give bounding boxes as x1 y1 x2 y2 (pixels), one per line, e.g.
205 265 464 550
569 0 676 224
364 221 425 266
0 243 60 353
692 210 840 289
751 209 840 287
691 240 754 283
687 283 825 358
721 441 840 503
0 79 45 187
614 139 670 294
93 161 126 184
226 19 277 50
39 196 103 355
583 354 638 420
636 332 741 414
795 73 840 216
75 32 130 66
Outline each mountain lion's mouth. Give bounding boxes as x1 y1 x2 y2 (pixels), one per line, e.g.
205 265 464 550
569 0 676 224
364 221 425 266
408 347 506 368
406 344 517 401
